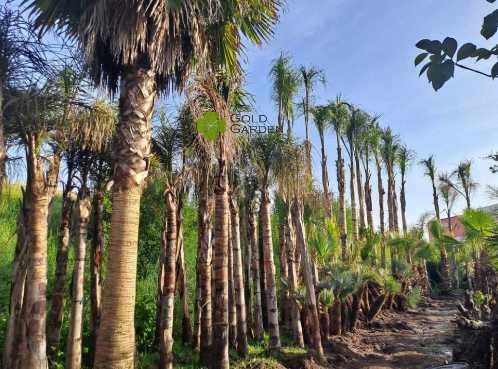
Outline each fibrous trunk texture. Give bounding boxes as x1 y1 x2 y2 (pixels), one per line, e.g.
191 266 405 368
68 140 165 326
94 67 156 369
66 188 91 369
349 148 359 241
159 188 177 369
249 201 264 340
336 131 348 262
355 151 366 231
228 209 237 349
375 158 386 267
291 200 324 360
261 186 281 353
230 195 248 357
213 149 230 369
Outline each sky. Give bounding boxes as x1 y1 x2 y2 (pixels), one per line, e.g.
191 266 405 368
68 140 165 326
240 0 498 227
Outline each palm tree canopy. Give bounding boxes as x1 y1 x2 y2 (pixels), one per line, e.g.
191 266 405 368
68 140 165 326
380 127 399 167
397 145 414 177
27 0 282 92
310 104 331 136
419 155 436 181
327 98 349 133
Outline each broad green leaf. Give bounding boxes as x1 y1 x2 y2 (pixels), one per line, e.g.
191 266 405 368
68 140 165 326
442 37 458 58
482 9 498 39
196 111 226 141
491 62 498 78
427 60 454 91
415 52 428 66
457 43 477 61
419 62 431 76
476 47 492 61
416 39 442 54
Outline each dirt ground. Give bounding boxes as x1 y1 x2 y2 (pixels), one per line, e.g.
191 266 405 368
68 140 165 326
326 297 462 369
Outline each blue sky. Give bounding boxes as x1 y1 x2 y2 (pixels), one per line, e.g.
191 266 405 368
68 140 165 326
241 0 498 226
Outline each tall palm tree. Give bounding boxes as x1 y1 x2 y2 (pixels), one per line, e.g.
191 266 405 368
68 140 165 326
351 110 368 232
311 105 333 219
397 145 414 235
440 160 477 210
250 131 284 354
381 128 400 234
28 2 281 368
420 155 440 221
329 98 350 261
299 65 325 176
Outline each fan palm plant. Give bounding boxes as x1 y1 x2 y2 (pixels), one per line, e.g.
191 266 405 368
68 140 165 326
27 1 282 368
427 220 457 291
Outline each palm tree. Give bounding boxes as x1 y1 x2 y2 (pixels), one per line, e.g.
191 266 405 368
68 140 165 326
370 123 386 266
329 98 350 261
381 128 400 234
299 65 325 176
397 145 414 235
311 105 333 219
427 220 456 291
352 110 368 232
250 131 284 353
440 160 477 210
269 53 300 135
420 155 441 221
28 2 281 368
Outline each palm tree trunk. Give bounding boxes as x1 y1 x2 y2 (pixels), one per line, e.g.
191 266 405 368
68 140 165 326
400 175 407 235
431 180 441 221
159 188 177 369
249 202 264 340
227 210 238 348
285 205 304 347
355 151 366 231
375 157 386 268
260 184 281 353
319 132 332 218
17 136 60 369
47 163 75 352
176 192 193 344
3 196 28 369
336 131 348 261
387 166 394 232
95 67 157 369
66 187 91 369
0 86 6 190
349 149 359 241
198 165 213 364
392 182 400 233
364 173 374 230
291 199 324 361
230 195 248 357
213 148 230 369
90 188 104 365
440 245 451 291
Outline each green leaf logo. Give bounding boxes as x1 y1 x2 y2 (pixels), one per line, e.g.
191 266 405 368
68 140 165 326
196 111 226 141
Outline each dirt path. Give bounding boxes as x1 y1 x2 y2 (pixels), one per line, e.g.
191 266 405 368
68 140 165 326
324 297 462 369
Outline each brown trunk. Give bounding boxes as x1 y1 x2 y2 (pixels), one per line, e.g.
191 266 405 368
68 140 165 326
392 183 400 233
319 131 332 218
432 179 441 221
375 157 386 267
95 67 156 369
440 246 451 291
400 173 407 235
329 300 342 336
227 207 237 349
159 188 177 369
230 194 248 357
18 136 59 369
260 184 281 353
355 151 366 231
319 312 329 342
291 199 324 360
198 165 213 364
176 192 193 344
47 163 75 353
285 205 304 347
349 146 359 241
350 283 365 331
212 144 230 369
367 294 387 322
364 171 374 231
66 187 91 369
3 195 28 369
0 87 6 189
336 130 348 262
249 200 264 340
90 189 104 365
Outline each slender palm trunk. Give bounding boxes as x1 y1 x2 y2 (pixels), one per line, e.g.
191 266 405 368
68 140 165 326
319 131 332 218
198 165 213 364
18 137 59 369
261 183 281 353
159 188 177 369
66 187 91 369
375 157 386 268
242 205 253 340
336 131 348 261
227 211 237 348
286 205 304 347
387 165 395 232
213 147 230 369
355 151 366 231
348 144 359 241
392 181 400 233
291 200 324 360
248 201 264 340
400 173 407 235
431 179 440 221
440 245 451 291
3 195 28 369
47 163 75 352
304 91 313 179
176 192 193 344
0 86 6 190
230 195 248 357
90 188 104 365
95 67 157 369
